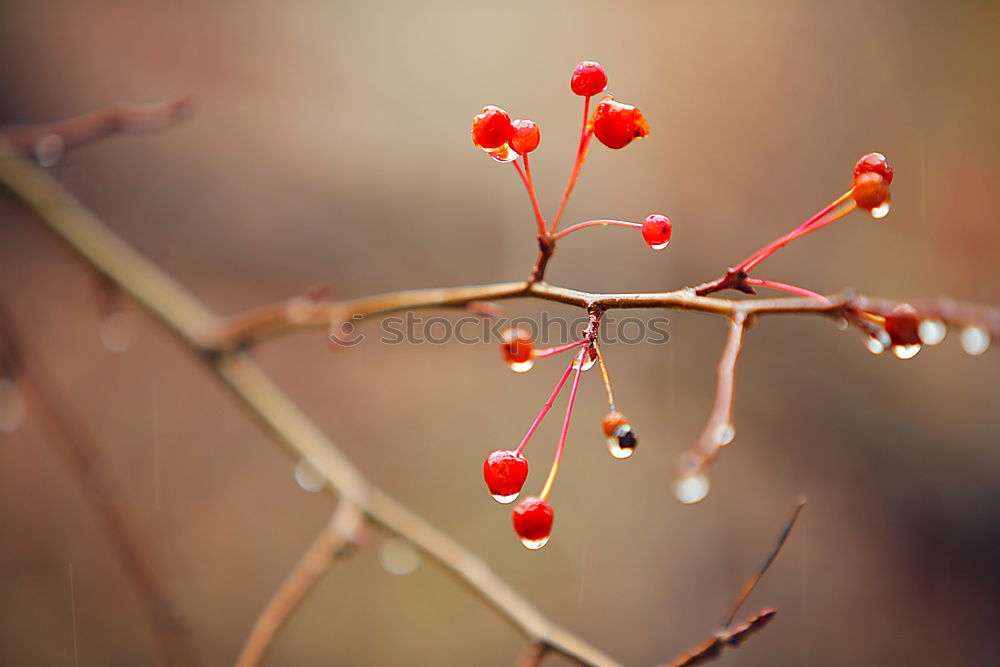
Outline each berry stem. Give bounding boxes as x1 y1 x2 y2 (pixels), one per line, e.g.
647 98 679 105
539 348 586 501
514 359 576 455
532 337 589 359
743 278 831 304
512 157 547 237
549 96 594 235
593 343 616 411
552 219 642 240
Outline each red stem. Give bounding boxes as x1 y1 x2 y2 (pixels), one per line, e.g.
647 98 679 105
743 278 831 304
540 347 587 500
532 338 589 359
552 219 642 240
515 359 576 455
512 158 547 236
549 96 594 234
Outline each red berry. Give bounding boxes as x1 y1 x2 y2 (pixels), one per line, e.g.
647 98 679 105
483 450 529 503
512 496 554 549
852 172 890 212
641 214 672 250
510 119 540 154
592 96 650 149
854 152 893 185
500 327 534 365
570 61 608 97
602 411 637 459
885 304 921 347
472 106 514 150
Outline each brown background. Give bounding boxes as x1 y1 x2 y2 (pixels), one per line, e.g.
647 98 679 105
2 1 999 665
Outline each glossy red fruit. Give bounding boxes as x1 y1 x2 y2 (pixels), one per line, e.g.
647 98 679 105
852 172 890 211
472 106 514 149
483 450 529 503
510 119 540 154
570 61 608 97
854 152 894 185
592 96 649 149
885 304 921 346
499 327 534 365
512 496 554 549
641 214 672 250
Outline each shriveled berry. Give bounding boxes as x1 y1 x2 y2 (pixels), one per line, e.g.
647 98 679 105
499 327 534 365
852 172 890 211
602 411 638 459
592 96 649 149
512 496 554 549
510 119 540 154
885 304 921 347
472 106 514 150
641 214 672 250
570 61 608 97
854 152 894 185
483 450 529 503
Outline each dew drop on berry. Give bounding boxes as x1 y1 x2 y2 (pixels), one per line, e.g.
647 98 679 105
507 359 534 373
293 458 327 492
674 473 710 504
716 424 735 446
492 491 520 504
918 319 947 345
378 537 421 576
607 424 637 459
870 200 891 219
519 535 550 550
960 326 991 356
892 343 921 360
483 144 519 163
0 378 26 433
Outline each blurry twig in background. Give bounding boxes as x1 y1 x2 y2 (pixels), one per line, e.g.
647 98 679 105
0 303 204 667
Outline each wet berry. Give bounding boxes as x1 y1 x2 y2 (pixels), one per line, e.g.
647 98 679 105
852 172 890 211
512 496 554 549
641 214 672 250
854 152 894 185
510 119 540 154
592 96 649 149
602 411 638 459
499 328 534 364
483 450 529 503
885 304 921 347
570 61 608 97
472 106 514 150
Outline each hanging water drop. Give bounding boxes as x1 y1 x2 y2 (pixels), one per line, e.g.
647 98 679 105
378 537 421 576
606 424 637 459
892 344 921 360
835 318 849 331
34 134 64 168
0 378 26 433
960 326 990 356
717 424 735 446
519 536 550 550
293 459 327 492
870 201 891 219
572 346 597 372
649 240 670 251
491 491 519 504
918 319 946 346
507 360 534 373
865 335 886 355
674 473 710 504
483 143 519 163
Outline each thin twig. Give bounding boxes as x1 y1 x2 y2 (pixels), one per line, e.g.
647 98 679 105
235 502 364 667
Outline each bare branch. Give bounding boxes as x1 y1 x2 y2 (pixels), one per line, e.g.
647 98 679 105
235 503 364 667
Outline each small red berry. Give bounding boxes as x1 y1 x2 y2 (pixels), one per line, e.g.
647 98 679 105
512 496 554 549
884 304 921 347
641 214 672 250
854 152 894 185
510 119 540 154
852 171 891 215
500 327 534 372
483 450 529 503
570 61 608 97
592 96 650 149
472 106 514 150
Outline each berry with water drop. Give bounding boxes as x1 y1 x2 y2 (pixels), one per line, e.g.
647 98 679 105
512 496 554 549
483 450 529 504
570 61 608 97
592 96 649 149
854 152 894 185
510 119 540 154
602 411 638 459
472 106 514 150
499 328 534 372
641 214 672 250
852 172 890 212
885 304 921 347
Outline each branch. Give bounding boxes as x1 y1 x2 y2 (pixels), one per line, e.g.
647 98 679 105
0 96 193 163
235 503 364 667
0 304 203 667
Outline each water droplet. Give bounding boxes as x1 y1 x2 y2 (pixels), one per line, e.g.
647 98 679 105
507 360 534 373
835 318 849 331
870 201 890 219
99 311 135 353
378 537 421 575
34 134 64 168
892 344 921 360
572 347 597 372
865 335 886 355
519 536 549 550
483 143 519 163
0 378 26 433
491 491 519 504
717 424 735 446
674 473 709 504
293 459 327 492
649 240 670 251
918 319 946 346
960 326 990 356
606 424 637 459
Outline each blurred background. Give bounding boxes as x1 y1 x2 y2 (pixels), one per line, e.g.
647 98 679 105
1 0 999 665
